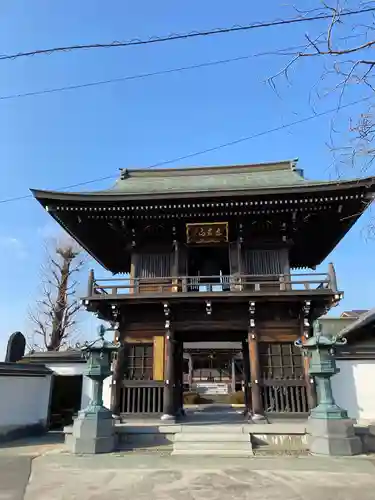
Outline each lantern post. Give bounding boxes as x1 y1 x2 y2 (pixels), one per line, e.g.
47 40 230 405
68 325 119 454
295 321 361 456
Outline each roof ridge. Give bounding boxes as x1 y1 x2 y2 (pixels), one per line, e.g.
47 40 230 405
120 159 298 179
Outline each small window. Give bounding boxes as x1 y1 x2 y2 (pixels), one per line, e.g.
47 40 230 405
127 343 154 380
259 342 303 379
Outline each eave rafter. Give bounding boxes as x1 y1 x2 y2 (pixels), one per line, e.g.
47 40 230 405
30 176 375 273
45 190 367 214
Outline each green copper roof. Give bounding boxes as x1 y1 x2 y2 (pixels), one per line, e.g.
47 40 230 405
30 160 375 202
107 160 310 196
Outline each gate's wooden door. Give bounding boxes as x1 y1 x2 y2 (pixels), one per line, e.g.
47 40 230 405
259 342 309 415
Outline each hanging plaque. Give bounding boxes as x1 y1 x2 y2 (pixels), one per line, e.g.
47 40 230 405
186 222 228 244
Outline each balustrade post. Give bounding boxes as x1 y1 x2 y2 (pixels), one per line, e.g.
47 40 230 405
130 253 139 294
327 262 338 293
279 274 285 291
87 269 95 296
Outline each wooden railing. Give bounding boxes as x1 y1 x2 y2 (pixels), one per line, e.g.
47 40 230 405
119 379 309 415
87 268 338 297
261 378 309 414
120 380 164 415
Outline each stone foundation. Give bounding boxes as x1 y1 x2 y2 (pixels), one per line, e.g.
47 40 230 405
308 418 362 456
68 408 116 454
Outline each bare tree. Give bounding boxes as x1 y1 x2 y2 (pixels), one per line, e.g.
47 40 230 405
29 238 86 351
269 1 375 173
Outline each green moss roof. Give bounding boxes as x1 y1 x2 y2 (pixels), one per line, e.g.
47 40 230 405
107 160 313 196
30 159 375 202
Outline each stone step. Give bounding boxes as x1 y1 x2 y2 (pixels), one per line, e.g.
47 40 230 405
172 430 253 456
172 448 254 457
174 441 253 451
178 425 245 433
174 433 250 442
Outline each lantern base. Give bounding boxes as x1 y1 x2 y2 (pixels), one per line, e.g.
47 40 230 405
160 413 176 422
310 403 348 420
308 417 362 456
69 407 116 454
250 413 268 424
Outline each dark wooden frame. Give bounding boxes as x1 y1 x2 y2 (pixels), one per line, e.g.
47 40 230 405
126 343 154 381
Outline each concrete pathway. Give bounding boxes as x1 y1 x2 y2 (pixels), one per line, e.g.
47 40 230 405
0 456 32 500
1 449 375 499
1 433 375 500
22 454 375 500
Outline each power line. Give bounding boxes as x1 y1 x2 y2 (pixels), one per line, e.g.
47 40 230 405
0 35 360 101
0 94 372 206
1 8 373 62
0 46 306 101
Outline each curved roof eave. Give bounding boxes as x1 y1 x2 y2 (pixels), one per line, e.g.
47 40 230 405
30 176 375 204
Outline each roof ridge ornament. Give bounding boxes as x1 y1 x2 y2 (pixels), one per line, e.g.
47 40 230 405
120 169 130 180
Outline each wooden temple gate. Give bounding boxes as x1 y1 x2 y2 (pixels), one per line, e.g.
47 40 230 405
32 160 371 420
117 339 310 417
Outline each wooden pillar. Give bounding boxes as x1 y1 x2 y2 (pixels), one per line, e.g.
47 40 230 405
302 337 317 410
302 301 317 409
231 356 236 394
111 341 128 416
248 301 267 422
174 340 185 416
188 353 193 389
241 340 251 414
162 303 176 420
172 339 182 415
162 331 176 419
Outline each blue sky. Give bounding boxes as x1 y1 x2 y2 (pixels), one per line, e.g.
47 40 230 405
0 1 374 357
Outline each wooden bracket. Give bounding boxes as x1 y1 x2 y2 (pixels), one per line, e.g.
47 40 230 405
248 301 256 339
303 300 311 338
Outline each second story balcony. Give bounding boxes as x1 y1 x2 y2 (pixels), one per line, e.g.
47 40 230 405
85 264 341 301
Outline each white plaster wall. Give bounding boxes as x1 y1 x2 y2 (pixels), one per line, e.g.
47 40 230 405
102 376 112 410
0 375 52 432
332 360 375 424
45 362 112 411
